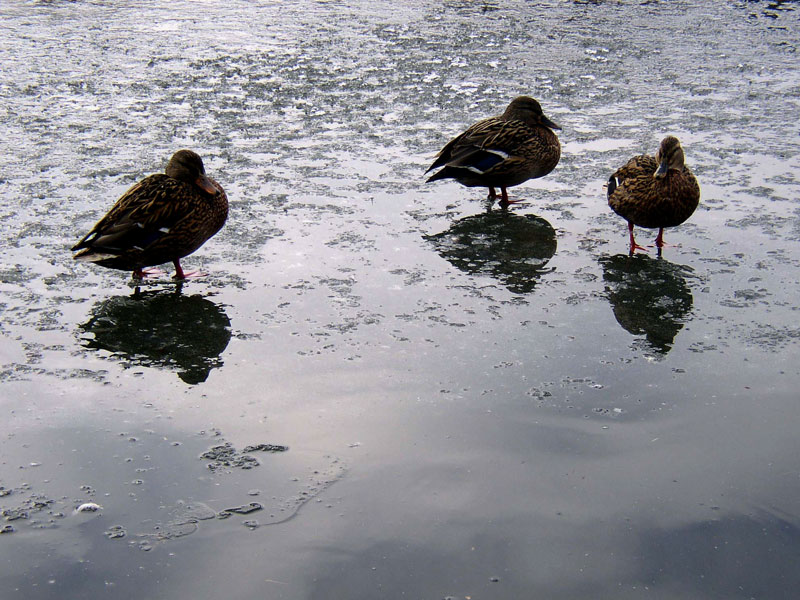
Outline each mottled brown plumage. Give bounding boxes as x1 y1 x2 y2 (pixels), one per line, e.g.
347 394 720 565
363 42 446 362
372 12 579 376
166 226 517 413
426 96 561 204
72 149 228 279
608 136 700 254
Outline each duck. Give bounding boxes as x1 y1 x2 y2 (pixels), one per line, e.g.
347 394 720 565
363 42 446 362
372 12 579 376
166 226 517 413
72 149 228 280
607 136 700 255
425 96 561 205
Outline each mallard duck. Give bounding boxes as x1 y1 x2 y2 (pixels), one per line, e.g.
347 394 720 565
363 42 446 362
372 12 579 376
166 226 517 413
608 136 700 255
425 96 561 204
72 150 228 279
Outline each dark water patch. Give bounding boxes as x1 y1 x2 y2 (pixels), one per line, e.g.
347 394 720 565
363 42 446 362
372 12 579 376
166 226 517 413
200 441 289 472
636 512 800 599
720 286 771 308
0 363 108 383
325 231 377 252
302 507 800 600
743 322 800 351
1 493 61 531
727 212 795 238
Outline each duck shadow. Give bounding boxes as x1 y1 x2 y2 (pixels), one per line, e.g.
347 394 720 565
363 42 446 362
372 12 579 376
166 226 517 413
425 209 557 294
599 254 694 355
78 287 231 384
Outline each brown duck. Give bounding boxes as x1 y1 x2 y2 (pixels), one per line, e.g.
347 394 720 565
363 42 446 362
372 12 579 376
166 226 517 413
425 96 561 205
608 136 700 254
72 150 228 279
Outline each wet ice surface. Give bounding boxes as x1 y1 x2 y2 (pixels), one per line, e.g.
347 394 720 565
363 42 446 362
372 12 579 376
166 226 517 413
1 0 800 598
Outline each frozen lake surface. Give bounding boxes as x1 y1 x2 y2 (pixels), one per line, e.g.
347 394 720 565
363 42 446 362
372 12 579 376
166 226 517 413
1 1 799 598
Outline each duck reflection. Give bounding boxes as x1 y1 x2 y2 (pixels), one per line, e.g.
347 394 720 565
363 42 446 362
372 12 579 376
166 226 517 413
600 254 693 354
79 287 231 384
425 209 557 294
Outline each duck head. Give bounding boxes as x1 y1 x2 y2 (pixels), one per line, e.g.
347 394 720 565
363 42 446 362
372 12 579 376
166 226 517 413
654 136 685 179
503 96 561 131
166 149 218 195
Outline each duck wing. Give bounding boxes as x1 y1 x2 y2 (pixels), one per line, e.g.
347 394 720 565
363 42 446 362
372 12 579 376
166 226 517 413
428 117 539 176
607 155 657 197
72 174 198 257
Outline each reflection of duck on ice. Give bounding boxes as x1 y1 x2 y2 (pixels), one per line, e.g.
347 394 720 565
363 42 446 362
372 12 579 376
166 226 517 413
426 209 557 295
600 254 694 355
79 287 231 384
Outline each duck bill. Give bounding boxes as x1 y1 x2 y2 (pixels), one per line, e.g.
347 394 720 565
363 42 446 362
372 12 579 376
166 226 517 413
654 159 669 179
196 174 218 195
542 115 561 130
